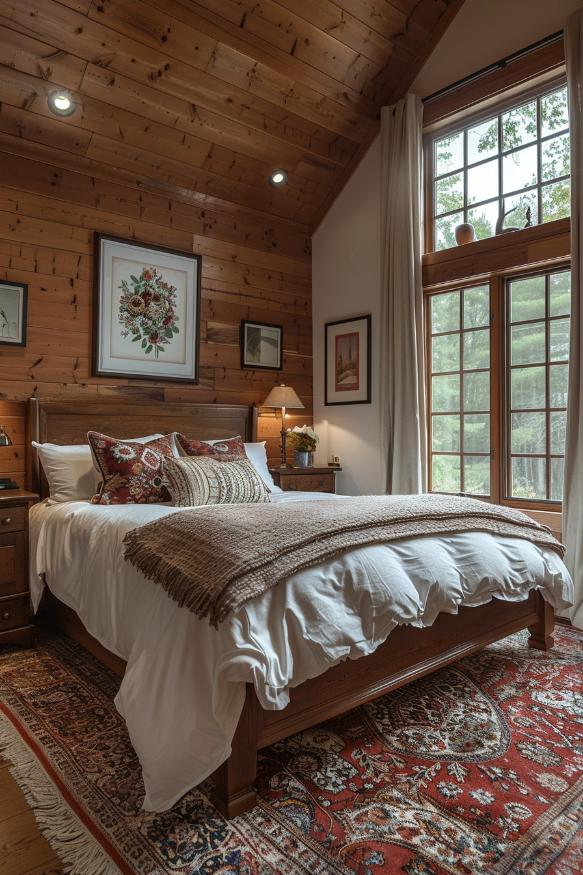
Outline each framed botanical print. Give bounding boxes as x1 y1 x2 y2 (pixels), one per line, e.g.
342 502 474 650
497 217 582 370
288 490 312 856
93 234 201 383
240 320 283 371
0 280 27 347
325 314 371 405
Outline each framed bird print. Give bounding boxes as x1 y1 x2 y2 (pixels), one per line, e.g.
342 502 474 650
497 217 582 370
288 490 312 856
0 280 27 348
240 320 283 371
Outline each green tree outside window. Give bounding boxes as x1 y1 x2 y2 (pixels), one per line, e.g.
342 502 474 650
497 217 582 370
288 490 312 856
432 86 570 251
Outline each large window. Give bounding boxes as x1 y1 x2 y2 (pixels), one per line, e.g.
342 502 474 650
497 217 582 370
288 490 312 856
429 284 491 495
507 270 570 502
431 83 570 251
427 268 570 505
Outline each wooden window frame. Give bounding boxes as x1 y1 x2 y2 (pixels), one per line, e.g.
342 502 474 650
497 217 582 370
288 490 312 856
423 38 565 129
422 38 570 520
426 282 493 499
423 37 566 256
504 265 570 505
425 258 570 511
424 74 569 254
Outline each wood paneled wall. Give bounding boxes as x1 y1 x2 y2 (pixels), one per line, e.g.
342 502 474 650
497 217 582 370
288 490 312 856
0 400 25 489
0 0 470 486
0 150 312 487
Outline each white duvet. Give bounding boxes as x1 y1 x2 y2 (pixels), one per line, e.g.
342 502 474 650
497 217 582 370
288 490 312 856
29 493 573 812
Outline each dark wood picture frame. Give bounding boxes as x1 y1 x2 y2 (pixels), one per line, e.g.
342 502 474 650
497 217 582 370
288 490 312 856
0 280 28 348
240 319 283 371
93 233 202 383
325 314 371 405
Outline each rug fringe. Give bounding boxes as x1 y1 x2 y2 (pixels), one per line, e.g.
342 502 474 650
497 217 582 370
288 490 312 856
0 712 120 875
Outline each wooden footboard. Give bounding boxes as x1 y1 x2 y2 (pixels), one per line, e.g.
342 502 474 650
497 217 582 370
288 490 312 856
40 586 553 819
211 591 553 817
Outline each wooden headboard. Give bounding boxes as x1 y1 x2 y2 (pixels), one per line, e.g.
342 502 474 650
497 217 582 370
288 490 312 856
28 398 258 499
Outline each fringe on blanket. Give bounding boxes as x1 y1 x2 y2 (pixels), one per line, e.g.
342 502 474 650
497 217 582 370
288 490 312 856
0 711 118 875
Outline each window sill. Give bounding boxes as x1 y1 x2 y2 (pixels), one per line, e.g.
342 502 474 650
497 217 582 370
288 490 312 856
423 218 571 287
432 493 563 539
513 506 562 539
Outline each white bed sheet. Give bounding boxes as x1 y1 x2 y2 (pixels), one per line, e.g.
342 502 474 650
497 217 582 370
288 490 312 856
29 493 573 812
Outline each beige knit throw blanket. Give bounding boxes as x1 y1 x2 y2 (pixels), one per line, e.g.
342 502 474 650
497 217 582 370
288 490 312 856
123 494 564 626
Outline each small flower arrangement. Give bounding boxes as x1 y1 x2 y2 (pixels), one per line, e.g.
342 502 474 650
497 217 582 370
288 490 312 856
118 266 179 358
287 425 319 453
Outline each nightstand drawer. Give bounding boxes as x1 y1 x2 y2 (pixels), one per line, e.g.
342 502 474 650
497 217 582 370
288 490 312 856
0 594 30 631
0 506 26 533
0 531 26 597
0 490 37 648
279 474 334 492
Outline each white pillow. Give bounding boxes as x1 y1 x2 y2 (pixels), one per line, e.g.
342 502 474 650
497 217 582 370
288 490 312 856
244 442 282 493
33 434 164 502
122 434 163 442
32 442 97 502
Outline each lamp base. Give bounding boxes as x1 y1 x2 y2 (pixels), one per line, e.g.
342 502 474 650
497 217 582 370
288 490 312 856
280 427 288 467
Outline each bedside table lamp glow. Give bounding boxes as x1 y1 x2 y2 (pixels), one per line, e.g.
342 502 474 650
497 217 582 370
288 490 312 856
263 383 304 467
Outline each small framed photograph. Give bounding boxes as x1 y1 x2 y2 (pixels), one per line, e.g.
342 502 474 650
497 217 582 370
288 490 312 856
93 234 201 383
325 314 371 405
0 280 27 347
240 320 283 371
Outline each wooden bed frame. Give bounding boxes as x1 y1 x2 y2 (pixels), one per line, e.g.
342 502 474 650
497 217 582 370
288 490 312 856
28 397 554 819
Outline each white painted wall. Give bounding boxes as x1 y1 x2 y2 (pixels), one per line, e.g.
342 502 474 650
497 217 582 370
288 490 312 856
312 138 382 494
411 0 582 98
312 0 581 495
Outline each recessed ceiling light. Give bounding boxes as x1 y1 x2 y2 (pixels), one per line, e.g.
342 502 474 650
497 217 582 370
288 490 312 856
48 91 76 117
269 169 288 187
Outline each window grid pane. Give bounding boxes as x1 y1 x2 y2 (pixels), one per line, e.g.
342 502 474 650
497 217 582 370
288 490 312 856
429 286 491 496
506 268 570 502
432 84 570 251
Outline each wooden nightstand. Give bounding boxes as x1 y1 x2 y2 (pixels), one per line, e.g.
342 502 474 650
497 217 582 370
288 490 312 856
0 489 38 648
270 466 342 494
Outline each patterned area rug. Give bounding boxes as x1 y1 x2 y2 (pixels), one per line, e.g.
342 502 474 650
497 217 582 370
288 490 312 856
0 626 581 875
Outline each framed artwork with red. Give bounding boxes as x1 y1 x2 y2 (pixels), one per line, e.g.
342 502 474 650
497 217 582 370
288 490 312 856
325 315 371 405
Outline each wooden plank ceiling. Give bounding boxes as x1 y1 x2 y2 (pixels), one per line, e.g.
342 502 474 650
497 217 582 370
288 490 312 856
0 0 464 234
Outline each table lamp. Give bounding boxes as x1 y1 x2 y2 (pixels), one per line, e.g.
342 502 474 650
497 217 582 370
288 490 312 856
262 383 304 467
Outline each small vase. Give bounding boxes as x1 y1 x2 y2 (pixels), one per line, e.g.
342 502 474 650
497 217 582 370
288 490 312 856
294 450 312 468
455 222 476 245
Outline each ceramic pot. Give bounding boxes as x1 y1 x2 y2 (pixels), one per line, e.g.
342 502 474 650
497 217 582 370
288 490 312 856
294 450 312 468
455 223 476 245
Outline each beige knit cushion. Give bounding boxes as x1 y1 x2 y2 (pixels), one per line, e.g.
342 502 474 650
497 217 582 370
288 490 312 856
164 455 270 507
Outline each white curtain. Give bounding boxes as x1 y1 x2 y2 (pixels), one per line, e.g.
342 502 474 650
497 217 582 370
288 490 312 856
564 9 583 628
380 94 427 494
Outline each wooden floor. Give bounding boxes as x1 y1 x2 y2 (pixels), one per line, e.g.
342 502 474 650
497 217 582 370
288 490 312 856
0 757 62 875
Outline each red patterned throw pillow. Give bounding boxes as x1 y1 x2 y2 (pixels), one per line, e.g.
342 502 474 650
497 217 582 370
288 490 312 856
88 432 174 505
175 434 246 461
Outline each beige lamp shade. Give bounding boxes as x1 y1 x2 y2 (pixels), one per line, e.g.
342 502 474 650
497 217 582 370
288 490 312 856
263 384 304 410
